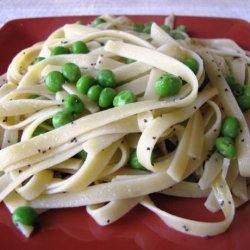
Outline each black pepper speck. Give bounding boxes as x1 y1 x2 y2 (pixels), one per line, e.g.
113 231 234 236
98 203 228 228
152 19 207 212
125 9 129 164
183 225 189 232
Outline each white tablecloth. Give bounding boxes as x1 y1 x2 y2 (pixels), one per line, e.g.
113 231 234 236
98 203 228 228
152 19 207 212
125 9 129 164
1 0 250 25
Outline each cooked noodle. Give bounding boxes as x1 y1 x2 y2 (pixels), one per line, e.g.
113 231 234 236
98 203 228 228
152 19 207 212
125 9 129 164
0 14 249 237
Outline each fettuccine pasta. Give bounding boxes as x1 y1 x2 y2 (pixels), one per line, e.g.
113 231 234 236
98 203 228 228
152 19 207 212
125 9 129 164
0 14 249 238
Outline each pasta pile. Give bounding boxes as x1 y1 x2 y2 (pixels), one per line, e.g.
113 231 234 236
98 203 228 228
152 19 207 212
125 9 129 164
0 14 250 238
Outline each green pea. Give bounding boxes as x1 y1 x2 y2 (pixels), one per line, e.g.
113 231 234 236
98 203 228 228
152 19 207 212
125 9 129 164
62 62 81 83
96 69 116 87
77 150 88 160
87 85 103 102
113 90 136 107
71 41 89 54
12 206 38 226
215 137 236 159
176 25 186 32
236 85 250 111
183 58 199 74
129 149 145 170
64 94 84 113
225 74 244 97
76 75 97 94
76 20 85 25
231 83 244 96
161 24 171 33
51 46 70 56
170 31 185 40
45 71 65 92
143 22 152 34
129 150 155 170
154 73 182 97
98 88 117 108
225 74 236 87
32 126 48 137
91 18 106 26
221 116 240 139
34 57 45 64
126 58 136 64
134 23 144 32
52 110 73 128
